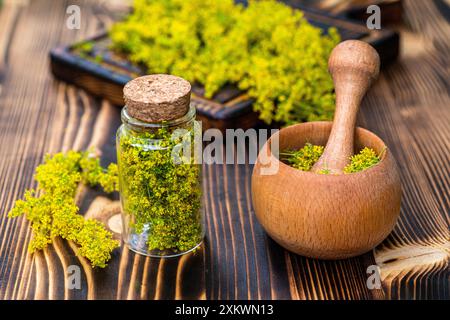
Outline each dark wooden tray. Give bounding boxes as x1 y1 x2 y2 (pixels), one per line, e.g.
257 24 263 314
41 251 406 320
50 6 399 131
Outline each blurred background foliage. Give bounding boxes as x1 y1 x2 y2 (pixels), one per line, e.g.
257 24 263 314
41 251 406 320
110 0 340 125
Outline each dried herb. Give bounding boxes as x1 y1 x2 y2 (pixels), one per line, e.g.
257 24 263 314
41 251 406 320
8 151 119 268
280 143 324 171
282 144 381 173
117 127 203 253
110 0 340 125
343 147 382 173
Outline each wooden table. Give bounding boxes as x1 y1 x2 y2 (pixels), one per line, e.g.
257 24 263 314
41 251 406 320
0 0 448 300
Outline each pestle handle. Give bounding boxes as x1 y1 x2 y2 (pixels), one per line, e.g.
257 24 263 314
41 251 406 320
312 40 380 174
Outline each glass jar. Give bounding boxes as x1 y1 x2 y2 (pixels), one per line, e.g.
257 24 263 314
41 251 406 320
117 75 204 257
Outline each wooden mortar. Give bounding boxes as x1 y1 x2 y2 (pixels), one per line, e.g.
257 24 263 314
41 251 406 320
251 40 402 259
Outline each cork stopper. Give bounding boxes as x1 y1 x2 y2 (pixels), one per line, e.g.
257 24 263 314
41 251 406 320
123 74 191 122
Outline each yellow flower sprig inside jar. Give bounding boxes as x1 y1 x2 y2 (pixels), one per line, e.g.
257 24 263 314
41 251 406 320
117 74 204 257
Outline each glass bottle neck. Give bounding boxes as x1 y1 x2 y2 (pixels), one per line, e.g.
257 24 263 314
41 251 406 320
121 105 196 132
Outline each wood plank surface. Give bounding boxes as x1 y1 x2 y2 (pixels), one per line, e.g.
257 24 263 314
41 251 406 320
0 0 448 300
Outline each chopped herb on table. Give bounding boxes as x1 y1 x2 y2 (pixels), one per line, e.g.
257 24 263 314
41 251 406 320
8 151 119 268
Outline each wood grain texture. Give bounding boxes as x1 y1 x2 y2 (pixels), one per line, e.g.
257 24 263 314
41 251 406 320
359 0 450 300
0 0 448 300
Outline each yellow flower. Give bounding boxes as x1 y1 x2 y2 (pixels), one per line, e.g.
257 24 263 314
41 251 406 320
8 151 119 268
109 0 340 125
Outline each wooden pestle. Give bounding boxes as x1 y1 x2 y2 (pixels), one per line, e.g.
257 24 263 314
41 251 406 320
312 40 380 174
